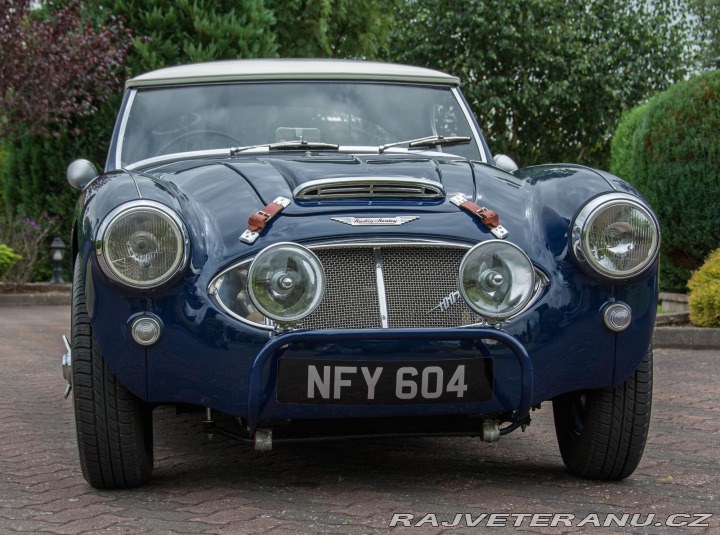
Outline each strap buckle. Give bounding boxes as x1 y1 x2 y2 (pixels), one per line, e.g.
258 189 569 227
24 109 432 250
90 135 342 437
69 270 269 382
240 197 292 244
450 194 508 239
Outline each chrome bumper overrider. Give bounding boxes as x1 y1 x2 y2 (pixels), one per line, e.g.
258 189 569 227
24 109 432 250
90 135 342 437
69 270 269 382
61 335 72 398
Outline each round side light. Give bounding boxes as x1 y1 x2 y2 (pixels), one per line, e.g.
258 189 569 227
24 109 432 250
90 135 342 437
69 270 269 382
131 316 162 346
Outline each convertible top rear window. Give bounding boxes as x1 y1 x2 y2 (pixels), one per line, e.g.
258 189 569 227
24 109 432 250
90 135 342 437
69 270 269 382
119 82 481 165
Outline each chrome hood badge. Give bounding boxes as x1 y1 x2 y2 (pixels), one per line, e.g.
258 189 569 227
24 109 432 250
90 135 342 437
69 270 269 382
331 216 420 226
429 290 461 313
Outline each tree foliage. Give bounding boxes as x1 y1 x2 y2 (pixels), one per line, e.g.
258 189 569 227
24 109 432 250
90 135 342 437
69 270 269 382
271 0 397 59
1 0 395 222
0 0 701 286
388 0 691 169
106 0 277 76
610 70 720 292
0 0 131 142
690 0 720 70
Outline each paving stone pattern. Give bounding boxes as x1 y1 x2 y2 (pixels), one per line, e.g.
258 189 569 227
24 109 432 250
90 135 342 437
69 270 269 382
0 306 718 534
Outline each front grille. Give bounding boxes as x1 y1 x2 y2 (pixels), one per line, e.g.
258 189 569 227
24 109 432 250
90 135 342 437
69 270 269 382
298 244 484 330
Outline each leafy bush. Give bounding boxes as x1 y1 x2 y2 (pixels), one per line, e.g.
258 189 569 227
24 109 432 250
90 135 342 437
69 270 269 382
0 214 57 288
0 244 21 279
688 249 720 327
611 70 720 292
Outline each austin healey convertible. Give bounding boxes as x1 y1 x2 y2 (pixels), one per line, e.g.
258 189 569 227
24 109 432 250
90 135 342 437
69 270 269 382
63 60 659 488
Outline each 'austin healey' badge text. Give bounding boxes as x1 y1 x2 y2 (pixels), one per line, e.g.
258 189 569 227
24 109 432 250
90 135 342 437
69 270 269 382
331 216 419 226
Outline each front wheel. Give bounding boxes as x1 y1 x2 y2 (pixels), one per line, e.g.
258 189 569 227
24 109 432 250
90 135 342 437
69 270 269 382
72 258 154 488
552 348 652 480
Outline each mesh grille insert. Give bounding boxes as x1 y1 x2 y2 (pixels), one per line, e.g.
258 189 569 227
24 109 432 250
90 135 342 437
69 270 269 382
299 248 381 330
298 244 484 329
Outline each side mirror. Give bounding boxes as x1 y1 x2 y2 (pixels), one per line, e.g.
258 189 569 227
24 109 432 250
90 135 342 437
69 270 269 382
494 154 519 173
67 159 98 190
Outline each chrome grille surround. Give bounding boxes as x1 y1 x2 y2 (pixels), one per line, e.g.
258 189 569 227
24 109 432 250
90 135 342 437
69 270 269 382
293 177 445 200
210 240 548 330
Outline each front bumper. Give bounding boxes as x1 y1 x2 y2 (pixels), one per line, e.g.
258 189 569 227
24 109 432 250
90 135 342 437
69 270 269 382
246 328 533 433
86 255 656 424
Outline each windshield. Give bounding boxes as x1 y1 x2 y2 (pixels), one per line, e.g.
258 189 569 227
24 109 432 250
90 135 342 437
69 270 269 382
117 82 482 166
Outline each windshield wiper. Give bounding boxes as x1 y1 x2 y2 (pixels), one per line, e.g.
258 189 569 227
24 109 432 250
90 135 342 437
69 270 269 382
230 140 339 155
378 135 471 154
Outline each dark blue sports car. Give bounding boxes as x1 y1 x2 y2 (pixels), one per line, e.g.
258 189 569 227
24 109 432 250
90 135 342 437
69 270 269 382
63 59 659 488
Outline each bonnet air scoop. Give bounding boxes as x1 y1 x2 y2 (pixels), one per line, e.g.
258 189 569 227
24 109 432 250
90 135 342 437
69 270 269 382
293 177 445 200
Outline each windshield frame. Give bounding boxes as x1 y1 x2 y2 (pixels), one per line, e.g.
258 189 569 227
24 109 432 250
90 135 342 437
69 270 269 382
107 82 489 171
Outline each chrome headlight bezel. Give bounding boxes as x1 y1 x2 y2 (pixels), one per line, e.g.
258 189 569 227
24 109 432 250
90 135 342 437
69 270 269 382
571 193 660 281
96 200 189 289
458 240 537 321
246 242 326 323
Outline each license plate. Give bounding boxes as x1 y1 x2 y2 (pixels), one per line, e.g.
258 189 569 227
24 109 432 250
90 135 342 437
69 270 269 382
276 358 493 404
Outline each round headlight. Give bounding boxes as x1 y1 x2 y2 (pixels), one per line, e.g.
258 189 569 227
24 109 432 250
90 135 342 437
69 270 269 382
98 202 187 288
247 243 325 322
458 241 536 320
572 193 659 279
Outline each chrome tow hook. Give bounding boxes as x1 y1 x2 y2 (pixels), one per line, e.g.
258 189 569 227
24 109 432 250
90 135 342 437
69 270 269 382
61 335 72 398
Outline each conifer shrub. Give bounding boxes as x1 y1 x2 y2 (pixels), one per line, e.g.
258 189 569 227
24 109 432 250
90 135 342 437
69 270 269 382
611 70 720 292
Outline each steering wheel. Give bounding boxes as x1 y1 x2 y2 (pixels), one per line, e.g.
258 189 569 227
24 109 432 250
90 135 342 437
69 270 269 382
155 130 244 156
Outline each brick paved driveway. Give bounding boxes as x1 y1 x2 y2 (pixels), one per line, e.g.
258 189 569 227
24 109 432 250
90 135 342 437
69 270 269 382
0 305 718 534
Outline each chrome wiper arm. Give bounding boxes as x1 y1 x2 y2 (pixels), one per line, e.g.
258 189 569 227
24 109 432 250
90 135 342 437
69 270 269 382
230 140 339 155
378 135 471 154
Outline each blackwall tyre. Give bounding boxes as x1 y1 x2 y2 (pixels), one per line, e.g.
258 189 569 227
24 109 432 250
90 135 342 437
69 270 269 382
71 258 154 488
552 347 652 480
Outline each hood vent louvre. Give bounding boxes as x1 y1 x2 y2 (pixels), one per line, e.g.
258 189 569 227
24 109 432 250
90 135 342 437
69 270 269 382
294 177 445 200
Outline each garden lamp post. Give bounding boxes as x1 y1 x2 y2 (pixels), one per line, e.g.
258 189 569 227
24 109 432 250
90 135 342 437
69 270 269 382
49 237 67 284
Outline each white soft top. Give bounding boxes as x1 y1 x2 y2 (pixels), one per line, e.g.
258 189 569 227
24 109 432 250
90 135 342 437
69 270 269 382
126 59 460 89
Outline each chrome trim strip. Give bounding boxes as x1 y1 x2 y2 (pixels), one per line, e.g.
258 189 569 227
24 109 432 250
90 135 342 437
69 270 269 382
373 247 389 328
294 177 445 200
207 265 275 333
115 89 137 170
125 146 475 171
96 200 190 289
125 148 232 171
452 87 487 163
309 239 472 250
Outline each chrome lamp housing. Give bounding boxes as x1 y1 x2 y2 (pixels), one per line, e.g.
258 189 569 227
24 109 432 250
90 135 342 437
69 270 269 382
246 242 326 323
458 241 537 321
571 193 660 281
96 201 189 288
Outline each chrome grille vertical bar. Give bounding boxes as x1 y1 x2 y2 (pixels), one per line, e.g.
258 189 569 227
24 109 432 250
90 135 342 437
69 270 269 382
373 247 389 328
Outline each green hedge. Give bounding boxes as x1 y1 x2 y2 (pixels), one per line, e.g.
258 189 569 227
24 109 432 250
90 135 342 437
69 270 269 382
688 249 720 327
611 70 720 292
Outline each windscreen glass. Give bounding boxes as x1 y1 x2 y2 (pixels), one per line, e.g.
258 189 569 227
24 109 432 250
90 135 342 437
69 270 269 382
119 82 481 165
